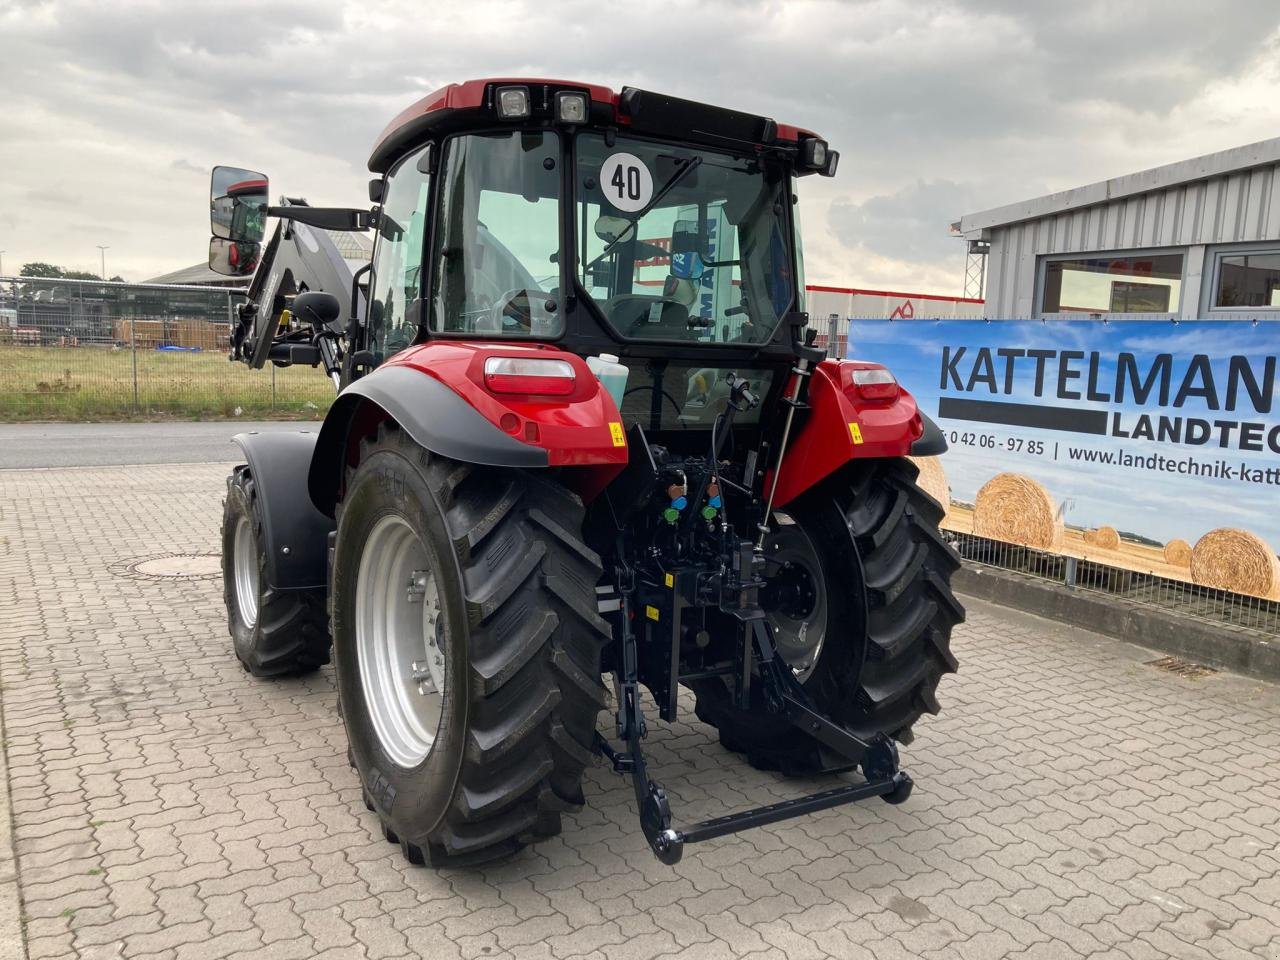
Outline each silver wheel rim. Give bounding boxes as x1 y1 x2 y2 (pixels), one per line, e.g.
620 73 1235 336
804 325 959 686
762 521 828 683
355 514 444 769
233 515 260 629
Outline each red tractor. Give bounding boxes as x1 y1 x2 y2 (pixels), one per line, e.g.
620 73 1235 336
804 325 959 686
210 79 961 866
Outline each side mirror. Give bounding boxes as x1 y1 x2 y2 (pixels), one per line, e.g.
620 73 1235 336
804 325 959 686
594 214 633 245
209 237 259 277
211 165 268 243
291 290 342 333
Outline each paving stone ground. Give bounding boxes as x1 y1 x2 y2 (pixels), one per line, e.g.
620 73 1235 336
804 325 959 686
1 462 1279 960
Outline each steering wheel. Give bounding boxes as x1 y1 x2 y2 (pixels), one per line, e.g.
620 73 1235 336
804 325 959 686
496 287 533 332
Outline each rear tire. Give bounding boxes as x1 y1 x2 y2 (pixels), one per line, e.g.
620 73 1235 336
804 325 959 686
332 423 609 866
221 465 330 677
692 457 962 775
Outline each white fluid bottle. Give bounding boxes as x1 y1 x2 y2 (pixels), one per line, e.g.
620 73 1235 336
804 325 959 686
587 353 629 409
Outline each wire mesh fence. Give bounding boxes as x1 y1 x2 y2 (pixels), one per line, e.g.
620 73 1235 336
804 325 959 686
0 276 334 420
948 530 1280 636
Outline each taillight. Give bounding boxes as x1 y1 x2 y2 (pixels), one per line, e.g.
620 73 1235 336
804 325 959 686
483 356 575 396
849 365 900 403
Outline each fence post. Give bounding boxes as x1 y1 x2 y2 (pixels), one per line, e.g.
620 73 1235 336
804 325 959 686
271 364 277 413
827 314 839 358
130 313 139 413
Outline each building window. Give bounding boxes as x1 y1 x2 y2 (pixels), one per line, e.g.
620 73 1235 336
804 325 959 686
1040 253 1184 316
1213 249 1280 309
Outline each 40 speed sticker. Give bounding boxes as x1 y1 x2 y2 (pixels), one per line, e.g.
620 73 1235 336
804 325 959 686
599 153 653 212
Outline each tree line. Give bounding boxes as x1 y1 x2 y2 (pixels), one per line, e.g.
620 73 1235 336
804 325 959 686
18 262 124 282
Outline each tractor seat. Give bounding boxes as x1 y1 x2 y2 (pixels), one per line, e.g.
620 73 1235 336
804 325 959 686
606 295 692 339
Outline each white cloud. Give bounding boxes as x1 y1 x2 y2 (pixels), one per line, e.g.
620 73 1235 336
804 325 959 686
2 0 1280 285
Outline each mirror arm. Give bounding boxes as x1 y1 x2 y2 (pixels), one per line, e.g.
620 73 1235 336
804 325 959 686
347 262 372 347
265 206 371 232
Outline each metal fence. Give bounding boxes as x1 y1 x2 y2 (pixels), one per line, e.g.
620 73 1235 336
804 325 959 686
0 276 334 420
947 531 1280 636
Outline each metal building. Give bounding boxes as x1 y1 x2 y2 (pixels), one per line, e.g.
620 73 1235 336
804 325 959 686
952 137 1280 319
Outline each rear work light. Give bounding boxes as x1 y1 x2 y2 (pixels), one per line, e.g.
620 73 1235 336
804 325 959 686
801 138 828 169
495 85 530 120
849 365 900 403
483 356 575 396
556 91 589 124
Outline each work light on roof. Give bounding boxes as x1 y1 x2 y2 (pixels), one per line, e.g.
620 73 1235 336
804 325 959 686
556 91 589 124
801 137 828 170
495 86 531 120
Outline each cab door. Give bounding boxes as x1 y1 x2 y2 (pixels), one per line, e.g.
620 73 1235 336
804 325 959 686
366 144 433 366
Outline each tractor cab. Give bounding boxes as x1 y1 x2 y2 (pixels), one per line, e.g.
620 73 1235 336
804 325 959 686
213 79 840 433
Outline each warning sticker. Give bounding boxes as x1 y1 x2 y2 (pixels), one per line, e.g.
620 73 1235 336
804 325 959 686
599 153 653 213
609 422 626 447
849 422 864 445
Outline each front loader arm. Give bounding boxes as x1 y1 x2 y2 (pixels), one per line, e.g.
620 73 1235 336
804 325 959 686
231 205 364 370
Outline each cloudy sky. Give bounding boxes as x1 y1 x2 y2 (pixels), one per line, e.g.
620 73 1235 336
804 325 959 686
3 0 1280 291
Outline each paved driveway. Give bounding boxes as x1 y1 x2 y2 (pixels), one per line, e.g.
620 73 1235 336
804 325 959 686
1 462 1278 960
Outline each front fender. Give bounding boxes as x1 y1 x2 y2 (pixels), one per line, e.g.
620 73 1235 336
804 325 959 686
233 431 333 590
771 360 931 507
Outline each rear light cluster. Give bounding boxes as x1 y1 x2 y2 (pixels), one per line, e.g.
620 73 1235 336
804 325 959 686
482 356 575 396
848 365 901 403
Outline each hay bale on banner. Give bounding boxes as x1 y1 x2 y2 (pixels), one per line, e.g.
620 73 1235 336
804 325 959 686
1083 525 1120 549
972 473 1064 551
1189 528 1280 600
908 456 950 516
1163 538 1192 567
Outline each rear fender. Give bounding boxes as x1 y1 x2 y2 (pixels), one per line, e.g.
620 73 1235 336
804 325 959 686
307 342 628 516
232 431 334 590
770 359 937 507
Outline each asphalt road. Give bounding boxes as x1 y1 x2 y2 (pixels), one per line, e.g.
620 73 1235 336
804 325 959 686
0 421 315 469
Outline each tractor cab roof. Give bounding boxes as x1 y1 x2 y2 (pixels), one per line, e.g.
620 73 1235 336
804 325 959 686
369 78 820 174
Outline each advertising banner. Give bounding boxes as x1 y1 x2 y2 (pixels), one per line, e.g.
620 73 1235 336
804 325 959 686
849 320 1280 600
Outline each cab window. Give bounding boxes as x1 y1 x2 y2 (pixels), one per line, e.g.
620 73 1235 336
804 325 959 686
429 131 562 337
574 133 794 345
369 145 431 360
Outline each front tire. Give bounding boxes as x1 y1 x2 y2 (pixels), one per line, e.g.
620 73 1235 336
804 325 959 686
692 457 962 774
221 465 330 677
332 423 609 866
